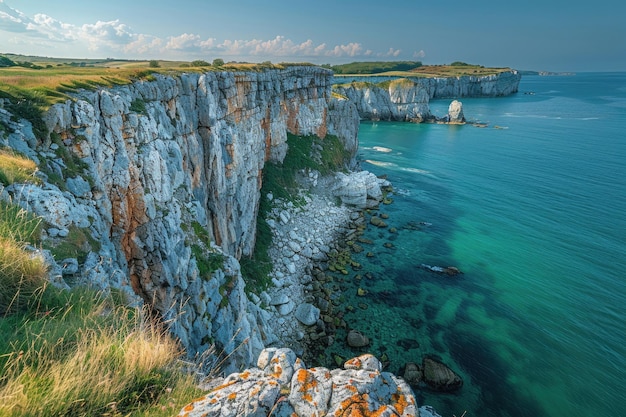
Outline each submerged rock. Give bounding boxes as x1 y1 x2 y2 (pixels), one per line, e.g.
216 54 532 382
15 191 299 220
422 357 463 392
346 329 370 348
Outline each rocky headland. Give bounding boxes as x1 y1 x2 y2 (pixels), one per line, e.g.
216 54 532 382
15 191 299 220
333 70 520 122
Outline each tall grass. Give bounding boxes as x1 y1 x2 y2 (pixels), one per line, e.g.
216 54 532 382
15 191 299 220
0 288 203 417
0 200 45 315
0 148 40 186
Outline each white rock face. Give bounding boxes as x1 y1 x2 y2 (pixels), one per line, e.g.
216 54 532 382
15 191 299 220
333 78 431 122
2 66 361 372
447 100 465 123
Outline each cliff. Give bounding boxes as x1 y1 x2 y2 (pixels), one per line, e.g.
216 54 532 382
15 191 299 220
1 66 359 371
333 70 521 121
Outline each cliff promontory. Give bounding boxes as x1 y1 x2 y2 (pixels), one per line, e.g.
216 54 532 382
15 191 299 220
333 70 521 121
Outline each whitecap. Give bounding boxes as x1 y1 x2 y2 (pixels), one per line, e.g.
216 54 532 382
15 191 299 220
373 146 393 153
401 167 432 176
364 159 397 167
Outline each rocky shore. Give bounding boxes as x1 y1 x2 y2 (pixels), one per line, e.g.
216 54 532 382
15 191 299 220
250 169 389 362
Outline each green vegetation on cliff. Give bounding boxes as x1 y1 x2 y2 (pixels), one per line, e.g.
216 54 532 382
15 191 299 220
326 61 422 74
241 133 351 292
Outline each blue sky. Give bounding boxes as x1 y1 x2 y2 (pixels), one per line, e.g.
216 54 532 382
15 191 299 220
1 0 625 72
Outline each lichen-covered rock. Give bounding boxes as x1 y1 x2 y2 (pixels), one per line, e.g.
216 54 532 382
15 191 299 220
179 349 420 417
289 367 333 416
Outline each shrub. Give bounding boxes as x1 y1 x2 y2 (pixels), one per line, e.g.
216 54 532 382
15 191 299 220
191 60 210 67
130 98 147 114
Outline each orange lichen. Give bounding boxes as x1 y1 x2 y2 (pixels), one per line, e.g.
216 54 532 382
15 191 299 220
227 392 237 401
271 364 283 378
183 403 195 412
391 393 408 415
345 357 361 368
241 370 251 379
346 384 358 393
209 380 237 392
209 398 218 405
296 369 308 384
303 393 313 402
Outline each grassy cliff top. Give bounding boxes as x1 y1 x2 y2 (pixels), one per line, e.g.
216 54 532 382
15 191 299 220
0 54 313 107
334 64 514 78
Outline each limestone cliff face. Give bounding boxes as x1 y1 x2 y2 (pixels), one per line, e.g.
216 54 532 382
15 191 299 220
3 66 359 371
333 70 521 121
333 78 432 122
418 70 521 98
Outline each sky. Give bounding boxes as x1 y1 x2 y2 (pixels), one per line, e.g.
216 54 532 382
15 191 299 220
1 0 626 72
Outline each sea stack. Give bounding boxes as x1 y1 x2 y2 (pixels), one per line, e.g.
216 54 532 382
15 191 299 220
447 100 465 123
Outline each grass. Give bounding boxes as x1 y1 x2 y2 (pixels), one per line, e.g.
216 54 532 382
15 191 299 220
333 64 513 79
0 287 204 417
0 59 302 109
0 200 46 315
43 224 101 264
188 221 225 280
0 148 40 186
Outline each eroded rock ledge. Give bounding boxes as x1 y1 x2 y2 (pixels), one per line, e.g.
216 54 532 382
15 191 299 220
179 348 420 417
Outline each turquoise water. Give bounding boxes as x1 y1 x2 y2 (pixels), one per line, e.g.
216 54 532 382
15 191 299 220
331 73 626 416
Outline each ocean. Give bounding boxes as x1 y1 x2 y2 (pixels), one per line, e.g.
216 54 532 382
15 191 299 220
325 73 626 417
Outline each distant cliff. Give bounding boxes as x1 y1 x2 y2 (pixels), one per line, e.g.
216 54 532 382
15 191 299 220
333 70 521 121
1 66 359 371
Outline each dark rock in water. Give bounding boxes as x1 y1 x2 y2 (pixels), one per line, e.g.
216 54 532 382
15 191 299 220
422 357 463 392
396 338 420 350
347 329 370 348
370 216 388 228
403 362 423 386
419 264 463 276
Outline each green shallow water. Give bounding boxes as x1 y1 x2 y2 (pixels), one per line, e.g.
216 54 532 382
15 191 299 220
320 73 626 417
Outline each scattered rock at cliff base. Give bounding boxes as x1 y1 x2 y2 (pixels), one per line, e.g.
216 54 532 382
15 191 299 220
294 303 320 326
422 357 463 392
346 329 370 348
403 362 423 385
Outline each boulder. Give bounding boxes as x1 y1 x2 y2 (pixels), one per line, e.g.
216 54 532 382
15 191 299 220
422 357 463 392
346 329 370 348
403 362 423 385
294 303 320 326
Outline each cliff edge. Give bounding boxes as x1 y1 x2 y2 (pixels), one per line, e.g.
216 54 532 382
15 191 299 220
1 66 359 372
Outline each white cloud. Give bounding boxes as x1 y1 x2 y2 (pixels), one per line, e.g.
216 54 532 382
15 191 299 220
413 50 426 59
0 1 411 62
385 48 402 57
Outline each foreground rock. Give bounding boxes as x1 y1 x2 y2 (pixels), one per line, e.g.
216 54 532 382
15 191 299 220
179 348 418 417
